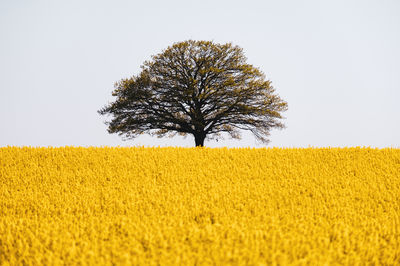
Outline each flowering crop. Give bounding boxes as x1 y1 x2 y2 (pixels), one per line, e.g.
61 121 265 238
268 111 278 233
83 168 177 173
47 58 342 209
0 147 399 265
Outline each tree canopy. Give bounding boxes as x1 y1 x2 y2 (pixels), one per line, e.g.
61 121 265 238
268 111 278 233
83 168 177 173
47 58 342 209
99 40 288 146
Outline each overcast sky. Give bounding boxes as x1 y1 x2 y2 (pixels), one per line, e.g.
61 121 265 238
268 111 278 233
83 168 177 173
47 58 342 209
1 0 399 148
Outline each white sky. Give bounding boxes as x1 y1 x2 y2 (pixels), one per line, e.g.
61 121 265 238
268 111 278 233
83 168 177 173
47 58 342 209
1 0 399 148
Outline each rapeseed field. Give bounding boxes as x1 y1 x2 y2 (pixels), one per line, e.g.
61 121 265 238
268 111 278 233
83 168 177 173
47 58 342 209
0 147 399 265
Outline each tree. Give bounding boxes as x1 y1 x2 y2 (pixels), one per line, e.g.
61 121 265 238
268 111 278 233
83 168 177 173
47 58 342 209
98 40 288 147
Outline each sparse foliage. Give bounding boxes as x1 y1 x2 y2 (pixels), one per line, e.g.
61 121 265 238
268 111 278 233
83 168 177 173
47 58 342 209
99 40 288 146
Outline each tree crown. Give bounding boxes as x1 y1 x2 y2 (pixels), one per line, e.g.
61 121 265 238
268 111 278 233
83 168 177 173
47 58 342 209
99 40 288 146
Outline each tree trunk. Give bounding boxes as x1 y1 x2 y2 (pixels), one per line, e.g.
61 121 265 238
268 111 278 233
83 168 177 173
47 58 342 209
194 132 206 147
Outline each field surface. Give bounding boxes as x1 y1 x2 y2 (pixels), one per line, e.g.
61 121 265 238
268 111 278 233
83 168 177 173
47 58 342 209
0 147 399 265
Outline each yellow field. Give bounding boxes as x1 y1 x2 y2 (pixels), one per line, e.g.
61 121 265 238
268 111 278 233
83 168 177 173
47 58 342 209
0 147 399 265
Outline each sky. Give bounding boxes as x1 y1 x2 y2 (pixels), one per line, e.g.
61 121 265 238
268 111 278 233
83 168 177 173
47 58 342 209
1 0 399 148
